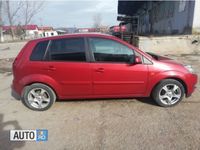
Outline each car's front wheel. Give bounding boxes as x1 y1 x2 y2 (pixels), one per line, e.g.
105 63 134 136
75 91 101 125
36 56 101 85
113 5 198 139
22 83 56 111
152 79 185 107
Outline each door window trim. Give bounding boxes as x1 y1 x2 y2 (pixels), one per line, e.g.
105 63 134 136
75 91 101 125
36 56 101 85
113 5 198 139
87 37 136 64
43 40 51 61
44 37 90 62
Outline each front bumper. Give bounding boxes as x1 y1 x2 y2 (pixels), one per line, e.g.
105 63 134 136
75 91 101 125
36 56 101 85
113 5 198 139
186 73 198 97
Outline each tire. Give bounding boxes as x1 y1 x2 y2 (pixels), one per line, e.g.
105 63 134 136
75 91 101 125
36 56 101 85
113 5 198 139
22 83 56 111
152 79 185 107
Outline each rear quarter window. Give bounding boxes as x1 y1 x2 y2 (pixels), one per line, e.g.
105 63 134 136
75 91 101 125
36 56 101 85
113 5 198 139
30 41 49 61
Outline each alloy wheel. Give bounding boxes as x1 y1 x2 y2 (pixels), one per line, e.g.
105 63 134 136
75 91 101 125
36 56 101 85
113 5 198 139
27 88 51 109
159 84 182 105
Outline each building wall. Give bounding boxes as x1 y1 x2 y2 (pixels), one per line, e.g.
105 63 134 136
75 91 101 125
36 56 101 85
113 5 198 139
26 29 38 36
135 35 200 55
137 1 196 35
192 0 200 33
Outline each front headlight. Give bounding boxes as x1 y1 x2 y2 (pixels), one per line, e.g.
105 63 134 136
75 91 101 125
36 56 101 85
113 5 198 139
184 65 194 73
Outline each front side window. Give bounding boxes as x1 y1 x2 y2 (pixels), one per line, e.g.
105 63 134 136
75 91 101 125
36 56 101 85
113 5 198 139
30 40 49 61
49 38 86 61
89 38 134 63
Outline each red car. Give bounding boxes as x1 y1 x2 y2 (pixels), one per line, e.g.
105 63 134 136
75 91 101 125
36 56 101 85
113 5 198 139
12 33 198 111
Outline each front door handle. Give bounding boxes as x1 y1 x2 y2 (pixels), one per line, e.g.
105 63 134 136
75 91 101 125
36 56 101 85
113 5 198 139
95 68 104 73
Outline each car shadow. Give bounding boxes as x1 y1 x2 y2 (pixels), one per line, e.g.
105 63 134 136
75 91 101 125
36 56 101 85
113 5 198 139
57 97 158 107
134 97 158 106
0 114 25 150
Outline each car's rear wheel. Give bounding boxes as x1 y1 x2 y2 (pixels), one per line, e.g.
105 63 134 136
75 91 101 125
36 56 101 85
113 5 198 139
22 83 56 111
152 79 185 107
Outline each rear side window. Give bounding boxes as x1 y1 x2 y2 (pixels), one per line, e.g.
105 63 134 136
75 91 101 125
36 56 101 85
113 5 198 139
30 41 49 61
48 38 86 61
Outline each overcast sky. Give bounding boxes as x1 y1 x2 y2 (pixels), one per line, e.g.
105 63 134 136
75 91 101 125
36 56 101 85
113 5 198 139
34 0 119 28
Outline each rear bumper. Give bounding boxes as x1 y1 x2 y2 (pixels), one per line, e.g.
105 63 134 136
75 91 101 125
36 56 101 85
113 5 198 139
11 87 21 100
11 79 23 100
186 73 198 97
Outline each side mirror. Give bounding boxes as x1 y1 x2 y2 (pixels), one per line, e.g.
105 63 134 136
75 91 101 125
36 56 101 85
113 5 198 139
135 56 142 64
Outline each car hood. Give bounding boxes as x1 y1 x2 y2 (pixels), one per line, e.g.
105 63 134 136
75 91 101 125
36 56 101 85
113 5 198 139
146 52 182 65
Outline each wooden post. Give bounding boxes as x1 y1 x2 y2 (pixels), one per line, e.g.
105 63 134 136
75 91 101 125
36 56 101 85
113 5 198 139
0 0 4 42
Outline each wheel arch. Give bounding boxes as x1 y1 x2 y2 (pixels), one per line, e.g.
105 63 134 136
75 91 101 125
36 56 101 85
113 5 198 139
19 74 61 99
24 82 59 99
150 77 187 97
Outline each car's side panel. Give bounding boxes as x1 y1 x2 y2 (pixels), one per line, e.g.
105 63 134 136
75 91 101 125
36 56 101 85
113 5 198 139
18 74 62 98
41 62 93 97
185 73 198 96
144 70 187 97
92 63 149 95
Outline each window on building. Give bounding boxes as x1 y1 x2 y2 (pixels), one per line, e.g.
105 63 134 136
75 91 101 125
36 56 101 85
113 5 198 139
179 0 186 12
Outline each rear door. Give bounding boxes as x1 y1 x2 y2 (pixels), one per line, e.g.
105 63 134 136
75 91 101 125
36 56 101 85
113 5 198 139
88 37 148 96
44 37 92 97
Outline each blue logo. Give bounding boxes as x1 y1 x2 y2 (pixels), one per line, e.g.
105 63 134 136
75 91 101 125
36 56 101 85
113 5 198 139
36 129 48 141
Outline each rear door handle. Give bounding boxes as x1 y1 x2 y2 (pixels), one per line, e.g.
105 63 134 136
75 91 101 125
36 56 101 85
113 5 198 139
95 68 104 73
43 66 56 71
48 66 56 71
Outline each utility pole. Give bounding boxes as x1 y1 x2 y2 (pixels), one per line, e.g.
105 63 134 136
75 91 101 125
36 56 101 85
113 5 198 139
0 0 4 42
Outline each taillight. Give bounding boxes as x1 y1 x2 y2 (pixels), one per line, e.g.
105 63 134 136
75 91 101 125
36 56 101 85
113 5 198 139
13 42 29 66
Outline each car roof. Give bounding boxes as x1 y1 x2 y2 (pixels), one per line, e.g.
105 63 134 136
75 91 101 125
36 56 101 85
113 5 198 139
30 32 113 42
28 32 153 61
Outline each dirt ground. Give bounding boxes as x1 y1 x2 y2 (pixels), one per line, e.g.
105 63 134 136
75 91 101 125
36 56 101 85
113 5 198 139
0 41 200 150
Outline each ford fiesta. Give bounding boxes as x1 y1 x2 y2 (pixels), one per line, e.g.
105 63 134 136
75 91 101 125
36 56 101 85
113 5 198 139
12 33 198 111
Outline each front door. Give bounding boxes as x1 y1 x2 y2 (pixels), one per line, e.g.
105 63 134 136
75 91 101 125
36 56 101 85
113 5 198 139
88 37 148 96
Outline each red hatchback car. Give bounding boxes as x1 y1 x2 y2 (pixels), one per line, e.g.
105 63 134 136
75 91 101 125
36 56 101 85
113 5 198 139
12 33 198 111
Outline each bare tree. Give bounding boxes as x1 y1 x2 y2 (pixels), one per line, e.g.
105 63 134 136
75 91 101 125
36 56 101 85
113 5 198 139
0 0 3 42
3 1 44 40
20 1 44 38
93 13 102 30
5 0 23 40
22 1 44 26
